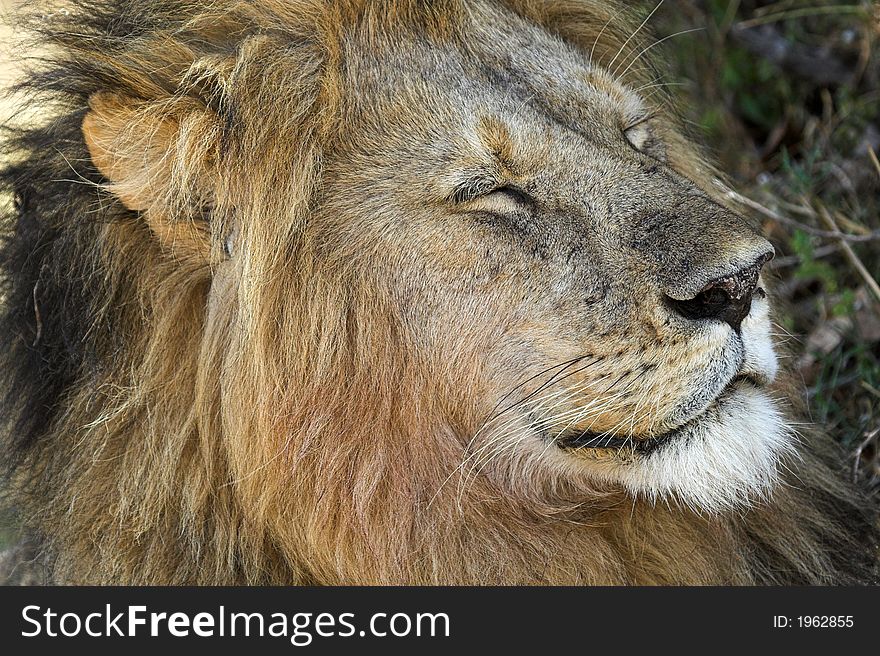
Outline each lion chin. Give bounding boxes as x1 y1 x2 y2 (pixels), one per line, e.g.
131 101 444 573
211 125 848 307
590 385 794 513
557 294 794 514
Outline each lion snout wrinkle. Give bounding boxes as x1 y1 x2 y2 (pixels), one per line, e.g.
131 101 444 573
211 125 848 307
625 194 774 312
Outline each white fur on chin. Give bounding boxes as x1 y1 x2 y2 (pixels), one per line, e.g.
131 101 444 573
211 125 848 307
604 386 797 513
591 298 794 514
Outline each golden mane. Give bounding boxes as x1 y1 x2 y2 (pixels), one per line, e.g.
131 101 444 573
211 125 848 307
0 0 876 584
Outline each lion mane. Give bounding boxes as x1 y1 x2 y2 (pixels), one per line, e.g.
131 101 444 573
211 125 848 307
0 0 877 584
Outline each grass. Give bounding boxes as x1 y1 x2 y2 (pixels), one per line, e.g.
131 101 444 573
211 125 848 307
653 0 880 489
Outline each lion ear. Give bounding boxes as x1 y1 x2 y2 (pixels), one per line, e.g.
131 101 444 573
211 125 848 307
82 92 219 263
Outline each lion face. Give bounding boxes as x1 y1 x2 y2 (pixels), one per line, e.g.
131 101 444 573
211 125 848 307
12 0 877 585
310 6 787 513
79 1 790 525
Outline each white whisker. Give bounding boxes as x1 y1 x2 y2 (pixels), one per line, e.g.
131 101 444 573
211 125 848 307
616 27 705 79
606 0 664 72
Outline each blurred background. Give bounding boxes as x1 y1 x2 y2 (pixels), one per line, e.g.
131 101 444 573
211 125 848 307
0 0 878 573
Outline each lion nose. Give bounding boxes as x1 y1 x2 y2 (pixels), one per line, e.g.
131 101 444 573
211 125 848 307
665 249 774 331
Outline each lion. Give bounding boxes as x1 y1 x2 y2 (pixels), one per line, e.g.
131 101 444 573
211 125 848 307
0 0 877 585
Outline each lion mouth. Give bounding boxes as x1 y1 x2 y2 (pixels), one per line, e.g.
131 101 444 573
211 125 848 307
554 373 761 455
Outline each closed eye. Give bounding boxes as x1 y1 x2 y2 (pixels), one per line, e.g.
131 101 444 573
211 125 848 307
450 180 534 209
622 113 666 160
488 185 533 207
448 178 537 241
622 112 657 134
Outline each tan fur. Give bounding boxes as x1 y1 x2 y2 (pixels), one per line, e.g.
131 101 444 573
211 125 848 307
4 0 876 584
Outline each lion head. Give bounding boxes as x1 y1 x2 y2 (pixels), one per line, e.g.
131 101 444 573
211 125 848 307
1 0 876 584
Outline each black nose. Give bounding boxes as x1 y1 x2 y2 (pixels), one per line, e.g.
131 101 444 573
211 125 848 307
665 251 773 331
